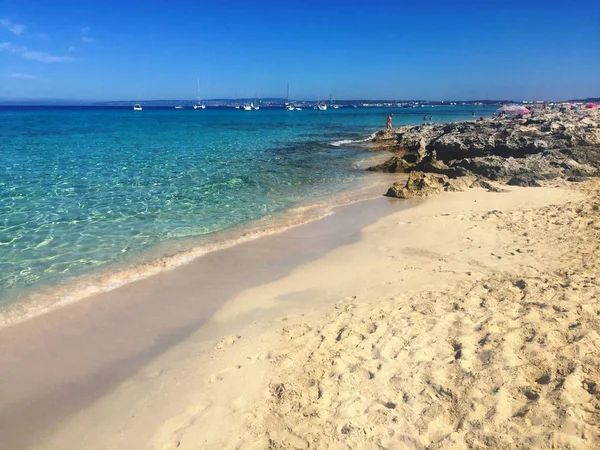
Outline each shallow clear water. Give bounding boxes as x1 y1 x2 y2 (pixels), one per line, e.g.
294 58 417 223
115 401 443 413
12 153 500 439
0 105 496 303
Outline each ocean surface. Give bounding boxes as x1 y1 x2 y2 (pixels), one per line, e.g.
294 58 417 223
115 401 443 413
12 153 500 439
0 105 496 310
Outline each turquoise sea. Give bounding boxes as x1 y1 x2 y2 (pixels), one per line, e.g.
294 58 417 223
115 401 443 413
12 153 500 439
0 105 496 308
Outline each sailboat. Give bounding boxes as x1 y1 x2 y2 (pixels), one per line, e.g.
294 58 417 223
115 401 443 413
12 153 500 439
253 92 260 110
315 95 327 111
285 82 294 110
330 93 339 109
193 78 206 109
285 82 300 110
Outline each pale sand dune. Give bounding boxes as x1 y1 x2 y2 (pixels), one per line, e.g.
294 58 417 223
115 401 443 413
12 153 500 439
41 181 599 450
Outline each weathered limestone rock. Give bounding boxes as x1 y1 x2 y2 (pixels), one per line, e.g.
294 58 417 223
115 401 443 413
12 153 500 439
366 156 415 173
385 172 481 198
372 109 600 197
386 172 449 199
507 174 542 187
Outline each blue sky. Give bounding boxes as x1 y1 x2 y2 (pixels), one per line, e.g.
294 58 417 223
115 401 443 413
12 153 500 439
1 0 598 101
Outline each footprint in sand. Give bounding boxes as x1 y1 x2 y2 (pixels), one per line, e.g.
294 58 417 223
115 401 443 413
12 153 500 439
207 365 242 384
213 334 241 350
155 400 212 450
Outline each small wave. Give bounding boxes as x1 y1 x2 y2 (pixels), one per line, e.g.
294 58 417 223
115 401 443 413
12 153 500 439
330 139 360 147
0 177 392 330
330 131 378 147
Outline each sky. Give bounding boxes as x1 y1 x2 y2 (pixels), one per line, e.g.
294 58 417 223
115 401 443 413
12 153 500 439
0 0 599 101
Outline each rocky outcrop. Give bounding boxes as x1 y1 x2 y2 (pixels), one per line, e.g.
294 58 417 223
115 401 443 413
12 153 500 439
369 109 600 197
507 174 542 187
373 110 600 162
441 149 599 181
366 156 415 173
385 172 492 199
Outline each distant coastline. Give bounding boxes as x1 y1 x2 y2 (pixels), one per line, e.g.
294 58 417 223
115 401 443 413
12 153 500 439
3 97 598 108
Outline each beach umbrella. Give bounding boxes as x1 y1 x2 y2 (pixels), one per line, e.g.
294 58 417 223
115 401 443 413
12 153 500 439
499 105 531 115
585 103 598 109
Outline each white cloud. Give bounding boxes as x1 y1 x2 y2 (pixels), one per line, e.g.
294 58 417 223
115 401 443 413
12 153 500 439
80 26 95 44
22 50 73 62
0 18 25 36
0 41 74 62
0 42 25 52
8 72 35 79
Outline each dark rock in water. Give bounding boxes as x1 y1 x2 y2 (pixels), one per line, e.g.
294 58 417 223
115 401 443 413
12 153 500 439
566 176 586 183
507 175 541 187
366 156 415 173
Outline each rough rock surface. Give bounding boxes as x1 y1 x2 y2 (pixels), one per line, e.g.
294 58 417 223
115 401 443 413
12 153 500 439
385 172 487 199
375 110 600 161
507 174 542 187
369 109 600 196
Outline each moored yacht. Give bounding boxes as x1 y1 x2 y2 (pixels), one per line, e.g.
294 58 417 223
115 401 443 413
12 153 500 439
133 104 142 111
193 78 205 109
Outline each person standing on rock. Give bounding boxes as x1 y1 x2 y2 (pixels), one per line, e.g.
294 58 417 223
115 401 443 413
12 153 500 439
386 113 393 130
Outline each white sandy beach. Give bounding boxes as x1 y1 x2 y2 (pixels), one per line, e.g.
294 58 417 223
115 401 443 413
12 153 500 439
30 178 600 450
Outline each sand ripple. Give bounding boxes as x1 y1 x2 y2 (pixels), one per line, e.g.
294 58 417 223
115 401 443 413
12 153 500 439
241 181 600 449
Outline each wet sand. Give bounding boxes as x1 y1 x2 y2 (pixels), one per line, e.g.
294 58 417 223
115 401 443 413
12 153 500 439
0 189 406 449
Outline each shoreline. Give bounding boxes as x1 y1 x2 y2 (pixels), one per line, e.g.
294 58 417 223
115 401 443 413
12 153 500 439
3 107 598 449
0 148 392 330
0 185 408 450
1 106 499 327
32 178 598 450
